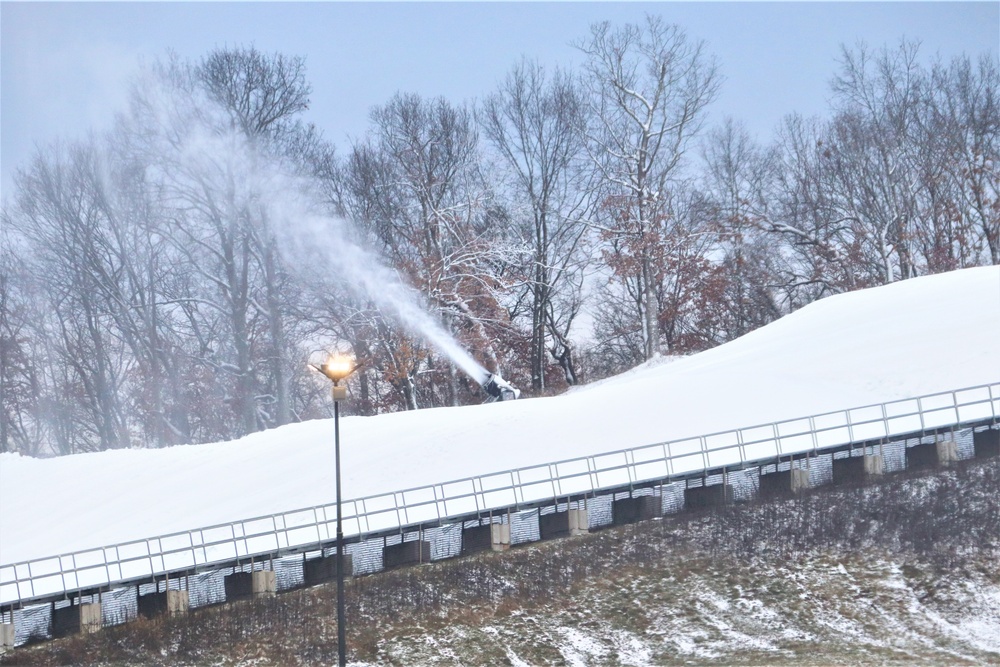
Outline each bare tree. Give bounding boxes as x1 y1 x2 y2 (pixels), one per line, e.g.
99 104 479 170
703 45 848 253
118 49 321 437
578 16 720 361
698 119 783 343
765 40 998 300
481 59 589 389
0 233 47 455
823 41 925 284
923 54 1000 266
341 92 518 409
198 47 311 143
9 142 133 451
197 47 322 428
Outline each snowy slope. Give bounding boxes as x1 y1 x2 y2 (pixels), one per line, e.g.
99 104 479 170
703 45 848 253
2 267 999 566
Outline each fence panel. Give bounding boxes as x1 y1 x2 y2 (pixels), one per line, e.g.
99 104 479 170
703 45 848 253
591 453 630 489
554 459 593 496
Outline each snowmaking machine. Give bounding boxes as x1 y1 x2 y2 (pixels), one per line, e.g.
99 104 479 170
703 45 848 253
481 373 521 402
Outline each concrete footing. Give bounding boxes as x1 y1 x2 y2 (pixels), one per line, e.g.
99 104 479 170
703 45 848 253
303 554 354 585
833 454 885 484
461 523 510 555
864 454 886 476
539 508 588 540
791 468 811 492
936 440 959 466
612 495 660 525
1 623 14 649
224 570 276 601
137 589 189 618
52 603 101 637
383 540 431 569
974 429 1000 458
684 484 732 510
759 468 809 499
252 570 276 598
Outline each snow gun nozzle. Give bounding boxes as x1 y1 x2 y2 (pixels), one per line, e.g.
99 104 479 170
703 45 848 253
481 373 521 403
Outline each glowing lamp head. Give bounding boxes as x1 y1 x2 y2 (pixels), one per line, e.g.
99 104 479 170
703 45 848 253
320 354 355 384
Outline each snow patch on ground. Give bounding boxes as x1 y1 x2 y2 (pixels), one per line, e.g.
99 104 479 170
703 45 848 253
609 628 653 666
557 626 609 665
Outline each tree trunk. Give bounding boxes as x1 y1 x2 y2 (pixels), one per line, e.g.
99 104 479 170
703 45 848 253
641 254 659 360
264 244 290 426
531 276 547 391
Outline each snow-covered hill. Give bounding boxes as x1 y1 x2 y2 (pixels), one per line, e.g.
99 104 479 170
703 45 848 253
2 267 999 566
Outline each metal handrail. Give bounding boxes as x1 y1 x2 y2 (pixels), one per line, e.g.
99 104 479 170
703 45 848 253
2 381 997 608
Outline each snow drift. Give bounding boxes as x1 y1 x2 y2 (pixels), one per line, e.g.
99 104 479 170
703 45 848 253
2 266 999 566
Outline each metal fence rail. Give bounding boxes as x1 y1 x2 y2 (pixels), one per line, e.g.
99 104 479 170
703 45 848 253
3 382 997 608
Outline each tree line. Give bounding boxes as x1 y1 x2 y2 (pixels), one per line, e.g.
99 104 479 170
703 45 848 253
2 16 997 455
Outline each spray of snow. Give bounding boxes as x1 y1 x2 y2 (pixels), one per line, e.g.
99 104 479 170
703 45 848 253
279 210 491 385
135 68 491 386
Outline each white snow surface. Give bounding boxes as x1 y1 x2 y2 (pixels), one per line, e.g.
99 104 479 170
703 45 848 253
2 267 999 566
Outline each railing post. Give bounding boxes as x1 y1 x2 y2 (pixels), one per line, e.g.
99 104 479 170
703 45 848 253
661 443 672 477
396 492 406 529
103 549 111 589
311 508 321 547
359 499 370 535
809 416 819 454
58 556 68 599
26 562 35 600
513 470 523 509
188 534 197 572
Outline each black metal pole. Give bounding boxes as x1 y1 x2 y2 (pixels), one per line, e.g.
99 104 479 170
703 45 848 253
335 397 346 667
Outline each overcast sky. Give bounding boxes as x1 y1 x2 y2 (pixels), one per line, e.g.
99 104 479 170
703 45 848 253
2 2 998 200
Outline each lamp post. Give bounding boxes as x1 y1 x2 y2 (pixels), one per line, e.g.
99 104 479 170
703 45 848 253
312 353 356 667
